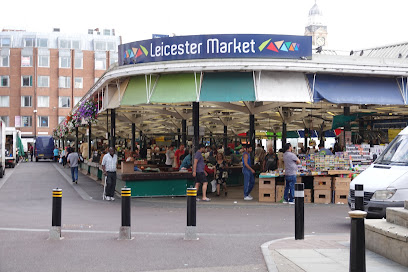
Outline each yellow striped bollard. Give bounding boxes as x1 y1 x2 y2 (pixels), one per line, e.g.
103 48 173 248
119 187 132 240
49 188 63 240
185 188 198 240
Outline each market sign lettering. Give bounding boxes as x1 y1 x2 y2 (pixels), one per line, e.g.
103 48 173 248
119 34 312 65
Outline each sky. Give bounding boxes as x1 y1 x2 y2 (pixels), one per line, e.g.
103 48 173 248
2 0 408 51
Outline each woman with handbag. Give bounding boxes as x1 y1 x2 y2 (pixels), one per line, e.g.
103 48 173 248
214 153 228 197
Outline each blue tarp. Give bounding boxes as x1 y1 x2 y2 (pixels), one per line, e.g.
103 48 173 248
298 130 318 138
306 74 405 105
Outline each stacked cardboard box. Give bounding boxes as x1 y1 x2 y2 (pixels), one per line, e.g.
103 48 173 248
313 176 332 204
333 177 351 204
259 177 276 202
276 185 284 202
304 189 312 203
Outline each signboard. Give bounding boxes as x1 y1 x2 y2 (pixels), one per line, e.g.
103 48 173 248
152 34 170 39
15 116 21 127
119 34 312 65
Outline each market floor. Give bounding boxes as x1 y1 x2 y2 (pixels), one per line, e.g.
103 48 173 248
1 161 353 272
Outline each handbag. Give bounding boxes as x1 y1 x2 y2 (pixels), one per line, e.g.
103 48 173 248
79 154 84 163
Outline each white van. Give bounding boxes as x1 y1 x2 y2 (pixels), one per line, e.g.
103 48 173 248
348 127 408 218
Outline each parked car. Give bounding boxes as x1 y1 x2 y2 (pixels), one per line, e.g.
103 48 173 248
35 136 54 162
349 126 408 218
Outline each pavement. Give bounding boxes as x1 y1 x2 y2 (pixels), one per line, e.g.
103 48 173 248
0 160 407 271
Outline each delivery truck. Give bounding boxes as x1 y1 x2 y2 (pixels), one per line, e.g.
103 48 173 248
0 120 5 177
5 127 21 168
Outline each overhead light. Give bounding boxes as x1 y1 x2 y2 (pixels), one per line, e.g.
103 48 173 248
327 112 336 116
389 113 393 115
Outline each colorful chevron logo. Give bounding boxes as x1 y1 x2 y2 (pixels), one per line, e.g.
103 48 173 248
258 39 299 53
124 45 149 59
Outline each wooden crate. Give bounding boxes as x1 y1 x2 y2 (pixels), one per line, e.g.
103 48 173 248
304 189 312 203
333 177 351 190
313 176 332 190
276 185 284 202
314 189 332 204
259 178 276 189
259 188 276 202
334 190 349 204
121 161 135 174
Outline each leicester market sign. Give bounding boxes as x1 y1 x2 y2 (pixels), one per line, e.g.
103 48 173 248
119 34 312 65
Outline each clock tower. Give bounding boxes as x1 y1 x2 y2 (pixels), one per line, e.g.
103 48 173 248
305 1 328 47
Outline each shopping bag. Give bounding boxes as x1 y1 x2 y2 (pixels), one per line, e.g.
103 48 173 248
59 158 63 164
211 179 217 192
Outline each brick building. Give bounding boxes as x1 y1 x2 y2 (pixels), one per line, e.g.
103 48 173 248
0 28 121 145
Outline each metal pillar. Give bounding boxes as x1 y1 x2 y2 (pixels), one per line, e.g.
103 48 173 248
249 114 255 159
224 126 228 153
75 127 79 152
131 123 135 152
177 128 181 148
49 188 63 240
119 187 132 240
192 102 199 152
349 211 367 272
88 123 92 160
110 109 116 148
344 106 351 147
304 128 308 149
185 188 198 240
295 183 305 240
182 119 187 147
282 122 287 146
273 133 277 153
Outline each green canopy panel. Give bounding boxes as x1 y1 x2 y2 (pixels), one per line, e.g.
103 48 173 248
331 112 373 129
17 136 25 156
200 72 256 102
150 73 199 103
121 76 153 106
265 131 299 139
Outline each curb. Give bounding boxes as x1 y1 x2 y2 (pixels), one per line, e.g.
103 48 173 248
261 237 293 272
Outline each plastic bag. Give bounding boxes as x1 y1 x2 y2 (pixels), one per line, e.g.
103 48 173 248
211 179 217 192
59 158 63 164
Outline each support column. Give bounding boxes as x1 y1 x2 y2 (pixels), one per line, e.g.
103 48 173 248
209 132 213 147
75 127 79 152
182 119 187 147
304 128 308 150
273 133 277 153
131 123 135 152
224 126 228 153
139 130 145 158
282 122 287 146
192 102 199 152
249 115 255 163
110 109 116 148
177 128 181 148
88 123 92 159
62 138 65 149
344 106 351 147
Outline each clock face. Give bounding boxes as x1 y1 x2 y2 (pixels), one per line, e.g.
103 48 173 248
316 37 325 46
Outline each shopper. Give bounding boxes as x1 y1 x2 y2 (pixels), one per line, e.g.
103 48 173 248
283 143 301 204
29 144 33 161
318 143 333 156
179 149 192 170
165 145 175 167
53 145 59 162
214 153 228 197
193 144 210 201
242 144 255 200
101 147 118 201
263 147 278 172
174 144 185 169
67 147 79 184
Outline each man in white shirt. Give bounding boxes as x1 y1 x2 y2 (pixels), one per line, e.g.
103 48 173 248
165 145 175 167
101 147 118 201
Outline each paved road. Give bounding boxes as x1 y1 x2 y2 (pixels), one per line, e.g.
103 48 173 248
0 162 351 272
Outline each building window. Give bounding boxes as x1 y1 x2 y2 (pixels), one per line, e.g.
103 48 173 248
110 56 118 65
74 96 82 106
0 56 9 67
21 76 33 87
38 55 49 67
59 56 71 68
0 96 9 107
59 96 71 108
74 77 83 88
38 116 49 127
0 38 11 47
37 38 48 48
22 116 32 127
94 41 106 51
21 96 32 107
0 116 9 126
88 29 94 35
95 58 106 70
107 42 115 51
37 96 49 107
59 76 71 88
23 38 35 47
59 39 70 49
0 76 9 87
74 55 83 69
21 56 33 67
58 116 65 124
37 76 49 87
72 40 80 50
103 29 111 36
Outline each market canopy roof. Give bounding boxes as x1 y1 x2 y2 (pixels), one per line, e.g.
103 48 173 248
255 72 312 102
150 73 199 103
307 74 405 105
121 76 149 106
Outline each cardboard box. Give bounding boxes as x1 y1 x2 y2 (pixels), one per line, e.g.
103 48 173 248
304 189 312 198
304 197 312 203
276 185 284 202
313 176 332 190
259 188 276 202
121 161 135 174
314 189 332 204
334 190 349 204
333 177 351 190
259 178 276 189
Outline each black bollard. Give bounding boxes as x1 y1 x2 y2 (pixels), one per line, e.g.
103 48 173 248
355 184 364 211
49 188 62 240
119 187 132 240
295 183 304 240
349 210 367 272
185 188 198 240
